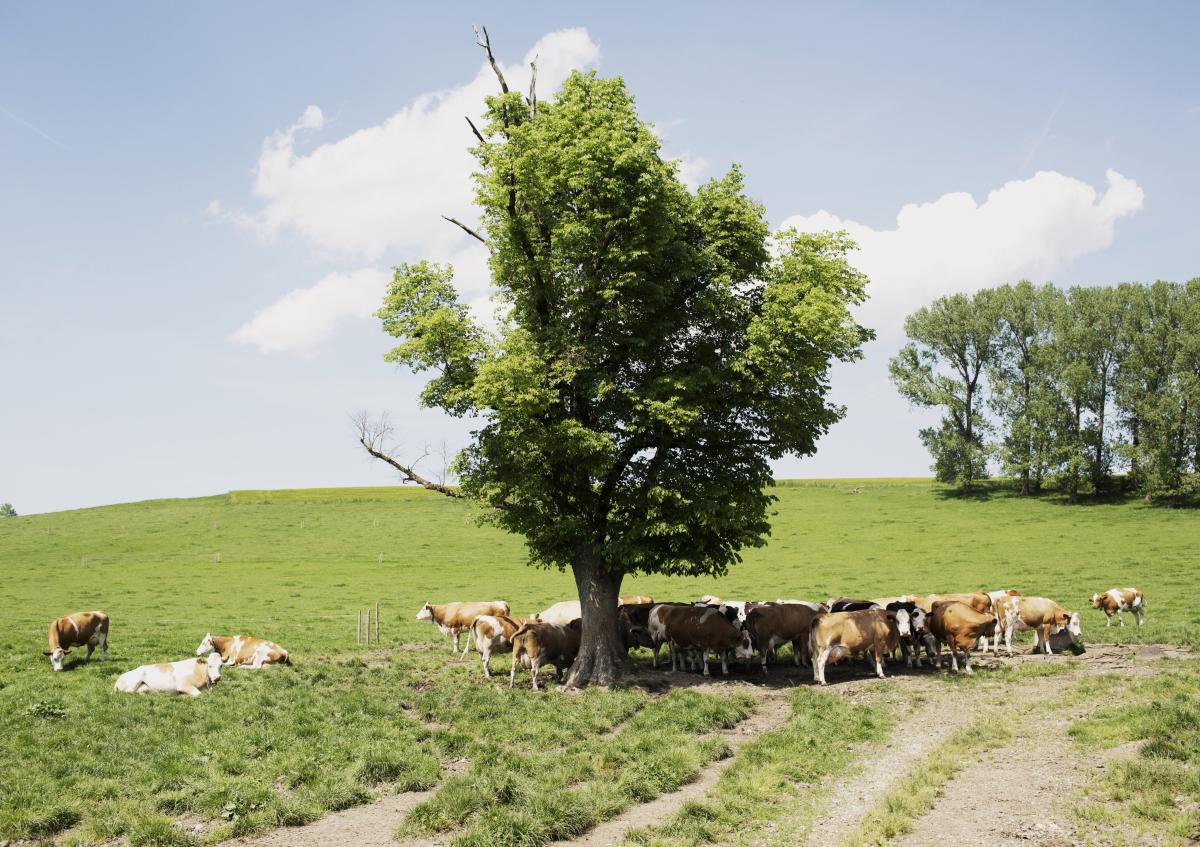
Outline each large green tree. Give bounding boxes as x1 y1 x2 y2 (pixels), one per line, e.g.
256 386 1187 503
368 34 872 686
889 290 1001 488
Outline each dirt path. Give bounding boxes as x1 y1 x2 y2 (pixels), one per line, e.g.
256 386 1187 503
548 692 794 847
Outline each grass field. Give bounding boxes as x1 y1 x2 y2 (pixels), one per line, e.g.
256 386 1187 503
0 478 1196 844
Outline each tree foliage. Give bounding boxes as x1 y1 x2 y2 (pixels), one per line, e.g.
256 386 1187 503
375 55 872 685
0 503 15 518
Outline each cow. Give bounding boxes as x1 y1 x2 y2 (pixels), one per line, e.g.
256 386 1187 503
885 600 931 667
195 633 289 668
114 654 224 697
619 595 654 606
745 602 822 673
1004 596 1081 655
471 614 527 678
915 592 993 615
44 611 109 672
532 600 582 626
509 620 581 690
809 608 911 684
827 597 881 613
978 589 1022 653
649 605 754 676
620 601 694 663
1091 588 1145 627
927 601 997 674
416 601 510 655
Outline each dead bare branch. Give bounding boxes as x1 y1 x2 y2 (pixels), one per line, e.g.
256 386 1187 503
465 115 486 144
351 412 462 498
441 215 489 247
472 25 509 93
527 54 538 115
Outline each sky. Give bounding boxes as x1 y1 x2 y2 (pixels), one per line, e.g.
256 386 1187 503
2 3 1198 515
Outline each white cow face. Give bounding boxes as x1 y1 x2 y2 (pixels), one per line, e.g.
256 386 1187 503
733 631 755 660
195 632 216 657
46 647 67 671
894 609 912 637
1090 594 1102 609
1067 612 1083 638
204 653 223 683
415 603 433 622
910 608 927 632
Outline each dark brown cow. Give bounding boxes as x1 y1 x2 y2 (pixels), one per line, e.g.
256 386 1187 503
647 605 754 676
745 603 822 672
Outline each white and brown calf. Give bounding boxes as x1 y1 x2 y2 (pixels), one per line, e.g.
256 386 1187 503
416 600 510 656
471 614 526 678
1091 587 1144 627
196 633 289 668
115 654 223 696
45 611 109 672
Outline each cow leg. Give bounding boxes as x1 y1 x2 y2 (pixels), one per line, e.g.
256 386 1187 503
481 644 492 678
85 643 95 662
961 649 973 674
1137 608 1145 626
182 686 202 697
1004 625 1015 657
1117 609 1125 627
948 645 959 673
531 659 541 691
720 650 729 676
509 652 519 688
99 631 108 662
874 647 885 679
1105 613 1112 627
452 631 460 653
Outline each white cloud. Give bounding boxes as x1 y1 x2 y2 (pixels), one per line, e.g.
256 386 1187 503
780 168 1144 335
236 29 600 261
231 268 390 356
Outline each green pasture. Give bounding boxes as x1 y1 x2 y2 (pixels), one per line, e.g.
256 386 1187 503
0 479 1196 844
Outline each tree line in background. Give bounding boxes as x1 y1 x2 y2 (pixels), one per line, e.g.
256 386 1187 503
890 279 1200 502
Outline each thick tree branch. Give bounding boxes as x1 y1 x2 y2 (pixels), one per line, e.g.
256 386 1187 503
464 115 486 144
352 413 462 498
473 25 509 93
527 55 538 115
441 215 489 247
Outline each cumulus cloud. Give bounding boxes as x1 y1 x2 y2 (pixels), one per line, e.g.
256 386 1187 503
237 29 600 260
780 169 1145 335
231 268 390 356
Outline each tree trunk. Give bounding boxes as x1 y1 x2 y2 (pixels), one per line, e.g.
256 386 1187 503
563 554 626 688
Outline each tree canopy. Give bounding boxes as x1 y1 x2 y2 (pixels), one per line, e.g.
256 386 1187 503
374 40 872 685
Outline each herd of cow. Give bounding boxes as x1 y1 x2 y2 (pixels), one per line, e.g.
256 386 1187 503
418 586 1147 689
41 611 289 696
38 587 1145 695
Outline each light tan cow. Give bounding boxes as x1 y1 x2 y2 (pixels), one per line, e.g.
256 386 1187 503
915 592 994 615
1091 587 1144 627
531 600 582 626
928 601 997 674
195 633 289 668
471 614 527 678
115 654 223 696
44 611 109 672
509 621 582 690
1003 596 1081 655
618 595 654 606
416 601 510 655
809 609 910 684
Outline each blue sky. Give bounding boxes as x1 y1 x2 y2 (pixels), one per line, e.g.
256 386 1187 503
2 4 1197 514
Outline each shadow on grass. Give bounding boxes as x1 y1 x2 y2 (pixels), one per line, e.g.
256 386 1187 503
930 477 1199 509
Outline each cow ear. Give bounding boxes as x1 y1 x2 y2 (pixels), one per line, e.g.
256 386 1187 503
42 650 53 655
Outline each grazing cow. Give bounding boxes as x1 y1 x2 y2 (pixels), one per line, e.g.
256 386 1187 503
649 605 754 676
1005 597 1081 655
1091 588 1145 627
827 597 881 613
532 600 582 626
928 601 997 674
509 620 581 690
471 614 527 678
44 611 109 672
619 595 654 606
745 602 822 672
809 609 911 684
114 654 223 697
195 633 289 668
416 601 510 655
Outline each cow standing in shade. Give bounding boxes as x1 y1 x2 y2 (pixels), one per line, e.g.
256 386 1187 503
44 611 109 672
809 608 910 684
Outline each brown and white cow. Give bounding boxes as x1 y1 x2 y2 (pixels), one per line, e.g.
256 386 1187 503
195 633 289 668
44 610 109 672
928 601 997 674
978 589 1022 653
416 600 510 655
1091 587 1144 628
471 614 527 678
648 605 755 676
509 620 582 690
809 608 910 684
1005 596 1081 655
745 602 823 672
115 654 223 697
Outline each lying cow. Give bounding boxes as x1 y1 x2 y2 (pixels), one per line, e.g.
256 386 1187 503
416 600 510 655
745 602 822 672
1091 587 1145 627
45 610 109 672
809 608 910 684
928 601 997 674
114 654 223 697
649 605 754 676
509 620 581 690
471 614 527 678
532 600 582 626
1004 596 1081 655
195 633 289 668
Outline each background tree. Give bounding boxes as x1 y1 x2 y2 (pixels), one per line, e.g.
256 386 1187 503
368 33 872 686
0 503 15 518
889 290 1000 488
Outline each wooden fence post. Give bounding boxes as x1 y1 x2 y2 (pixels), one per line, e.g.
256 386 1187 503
357 610 362 644
375 601 380 643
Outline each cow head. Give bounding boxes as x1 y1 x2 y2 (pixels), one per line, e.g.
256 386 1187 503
909 608 927 633
44 647 69 671
1090 594 1102 609
733 630 755 660
415 603 433 621
894 608 912 637
1067 612 1083 638
204 652 224 684
195 632 216 657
